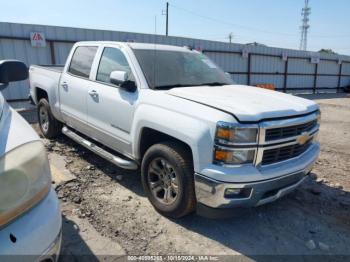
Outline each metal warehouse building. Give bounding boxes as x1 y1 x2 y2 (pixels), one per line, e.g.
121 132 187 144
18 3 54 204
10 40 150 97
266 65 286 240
0 22 350 101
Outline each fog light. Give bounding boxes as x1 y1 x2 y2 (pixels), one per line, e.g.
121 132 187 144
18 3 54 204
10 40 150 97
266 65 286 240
224 188 252 199
225 188 242 196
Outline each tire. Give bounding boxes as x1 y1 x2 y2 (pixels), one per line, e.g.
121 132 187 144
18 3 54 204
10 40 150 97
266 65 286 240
141 141 196 218
343 85 350 93
37 98 62 138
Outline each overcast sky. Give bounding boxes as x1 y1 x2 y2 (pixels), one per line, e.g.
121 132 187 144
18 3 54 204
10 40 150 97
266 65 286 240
1 0 349 54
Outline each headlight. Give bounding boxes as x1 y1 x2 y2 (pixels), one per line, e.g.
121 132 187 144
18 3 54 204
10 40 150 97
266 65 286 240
214 147 256 165
0 141 51 227
316 111 321 124
215 121 258 144
214 121 258 165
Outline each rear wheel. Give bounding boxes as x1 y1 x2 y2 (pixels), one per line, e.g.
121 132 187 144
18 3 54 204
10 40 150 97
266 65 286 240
141 142 196 218
37 98 62 138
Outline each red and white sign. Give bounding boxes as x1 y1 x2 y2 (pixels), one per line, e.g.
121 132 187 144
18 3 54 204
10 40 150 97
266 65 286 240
242 49 249 58
30 32 46 47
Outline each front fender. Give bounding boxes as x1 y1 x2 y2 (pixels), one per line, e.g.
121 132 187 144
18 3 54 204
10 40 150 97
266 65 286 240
131 104 215 172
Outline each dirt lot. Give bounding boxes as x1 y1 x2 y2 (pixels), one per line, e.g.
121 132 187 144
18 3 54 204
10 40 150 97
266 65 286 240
30 93 350 260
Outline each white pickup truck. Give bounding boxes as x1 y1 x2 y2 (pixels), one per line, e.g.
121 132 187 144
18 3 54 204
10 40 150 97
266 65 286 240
29 41 320 218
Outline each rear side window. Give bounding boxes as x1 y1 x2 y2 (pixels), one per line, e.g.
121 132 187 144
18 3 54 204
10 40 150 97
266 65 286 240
96 47 133 84
68 46 98 78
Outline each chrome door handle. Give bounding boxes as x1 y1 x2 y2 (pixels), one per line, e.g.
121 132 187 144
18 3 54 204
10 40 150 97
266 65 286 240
88 90 98 97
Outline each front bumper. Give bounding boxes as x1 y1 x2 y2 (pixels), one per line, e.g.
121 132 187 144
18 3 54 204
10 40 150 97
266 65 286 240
0 188 62 261
195 144 319 209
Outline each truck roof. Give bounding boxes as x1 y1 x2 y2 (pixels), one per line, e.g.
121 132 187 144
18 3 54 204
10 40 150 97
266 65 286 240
75 41 191 52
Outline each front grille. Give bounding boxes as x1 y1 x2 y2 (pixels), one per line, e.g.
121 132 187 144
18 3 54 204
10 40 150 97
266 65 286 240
265 119 317 141
262 139 312 165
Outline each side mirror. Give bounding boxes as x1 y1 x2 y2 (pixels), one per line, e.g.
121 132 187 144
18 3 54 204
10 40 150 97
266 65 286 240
0 60 28 90
110 70 137 92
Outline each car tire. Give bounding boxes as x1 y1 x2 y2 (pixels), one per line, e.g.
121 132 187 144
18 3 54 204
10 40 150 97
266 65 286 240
141 141 196 218
343 85 350 93
37 98 62 138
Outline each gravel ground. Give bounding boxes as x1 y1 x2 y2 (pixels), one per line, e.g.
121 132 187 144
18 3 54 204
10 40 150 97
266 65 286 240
31 93 350 260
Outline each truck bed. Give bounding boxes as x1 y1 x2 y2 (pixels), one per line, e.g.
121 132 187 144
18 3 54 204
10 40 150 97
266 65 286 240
29 64 64 104
31 65 64 73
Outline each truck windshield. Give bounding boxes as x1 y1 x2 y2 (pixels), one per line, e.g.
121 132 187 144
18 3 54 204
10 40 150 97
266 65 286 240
133 49 234 90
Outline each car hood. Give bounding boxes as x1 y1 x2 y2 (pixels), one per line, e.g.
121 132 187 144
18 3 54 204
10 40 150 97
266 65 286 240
0 93 40 158
0 93 4 121
167 85 319 122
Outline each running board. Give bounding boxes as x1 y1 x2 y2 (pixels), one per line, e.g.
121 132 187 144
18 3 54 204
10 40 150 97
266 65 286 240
62 126 138 170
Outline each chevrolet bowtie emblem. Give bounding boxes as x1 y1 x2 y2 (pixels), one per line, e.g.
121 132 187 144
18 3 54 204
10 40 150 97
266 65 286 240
297 132 311 145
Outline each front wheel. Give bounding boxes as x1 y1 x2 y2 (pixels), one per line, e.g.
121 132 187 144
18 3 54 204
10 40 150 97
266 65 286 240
37 98 62 138
141 142 196 218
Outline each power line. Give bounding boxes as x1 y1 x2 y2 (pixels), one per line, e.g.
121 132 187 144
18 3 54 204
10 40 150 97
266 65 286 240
170 2 350 39
309 34 350 38
170 3 299 36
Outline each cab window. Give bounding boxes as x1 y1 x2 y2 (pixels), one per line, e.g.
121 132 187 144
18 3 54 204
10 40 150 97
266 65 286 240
68 46 97 78
96 47 134 84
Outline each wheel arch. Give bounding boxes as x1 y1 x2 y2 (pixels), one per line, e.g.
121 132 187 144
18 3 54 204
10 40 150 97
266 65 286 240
138 127 194 165
131 104 216 173
35 87 49 102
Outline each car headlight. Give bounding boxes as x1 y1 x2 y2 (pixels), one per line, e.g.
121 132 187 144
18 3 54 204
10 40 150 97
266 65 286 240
0 141 51 227
214 121 258 165
215 121 258 144
316 110 321 124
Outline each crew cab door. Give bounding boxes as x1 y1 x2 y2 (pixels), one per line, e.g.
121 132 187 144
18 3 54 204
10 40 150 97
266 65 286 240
86 45 138 156
59 45 98 134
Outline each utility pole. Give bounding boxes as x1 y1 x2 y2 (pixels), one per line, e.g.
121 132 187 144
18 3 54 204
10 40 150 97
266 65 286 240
299 0 311 51
228 32 233 44
162 2 169 36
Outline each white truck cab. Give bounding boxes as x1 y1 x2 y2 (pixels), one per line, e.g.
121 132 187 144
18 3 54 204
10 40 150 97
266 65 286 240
29 41 320 217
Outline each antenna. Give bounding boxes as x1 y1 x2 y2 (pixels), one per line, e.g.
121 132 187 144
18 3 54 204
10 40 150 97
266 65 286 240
299 0 311 51
154 15 157 35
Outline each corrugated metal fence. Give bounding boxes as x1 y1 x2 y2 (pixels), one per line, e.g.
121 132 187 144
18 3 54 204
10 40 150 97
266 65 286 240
1 22 350 100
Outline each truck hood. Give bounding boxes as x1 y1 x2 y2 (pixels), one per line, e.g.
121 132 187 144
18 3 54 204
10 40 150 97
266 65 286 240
167 85 319 122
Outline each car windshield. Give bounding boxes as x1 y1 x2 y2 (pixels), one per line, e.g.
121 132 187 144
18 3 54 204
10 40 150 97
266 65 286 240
133 49 234 90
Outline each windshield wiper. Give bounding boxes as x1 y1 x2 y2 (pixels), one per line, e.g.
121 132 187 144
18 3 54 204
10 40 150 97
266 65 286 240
199 82 229 86
154 82 229 90
154 84 195 90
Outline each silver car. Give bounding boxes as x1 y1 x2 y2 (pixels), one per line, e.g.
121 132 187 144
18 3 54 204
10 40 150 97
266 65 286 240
0 60 62 261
